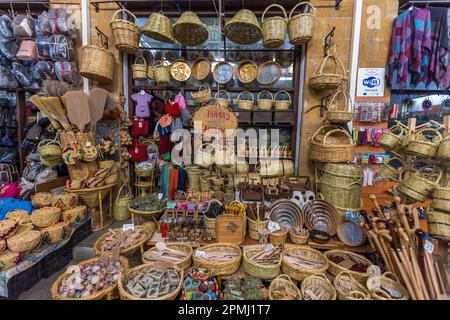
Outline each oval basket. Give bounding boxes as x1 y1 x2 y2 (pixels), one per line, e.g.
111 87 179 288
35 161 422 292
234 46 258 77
237 60 257 84
324 249 373 283
191 58 211 81
191 85 211 104
333 271 371 300
309 126 355 163
31 207 61 228
281 246 329 281
301 274 337 300
128 207 163 222
261 4 287 49
142 242 193 272
6 230 42 253
379 124 405 151
288 2 316 45
366 272 409 300
274 90 291 110
110 9 141 53
257 61 281 85
213 61 234 84
80 45 114 83
257 91 274 110
192 243 242 276
236 91 254 110
268 274 302 300
243 245 282 280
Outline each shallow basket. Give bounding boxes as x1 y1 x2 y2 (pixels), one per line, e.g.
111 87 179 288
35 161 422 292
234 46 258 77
213 61 234 84
281 246 328 281
288 2 316 45
51 256 128 300
80 45 114 83
426 207 450 240
131 56 148 81
237 60 257 84
236 91 254 110
309 126 355 163
41 221 71 245
324 249 373 283
0 219 19 240
268 274 302 300
65 185 113 209
301 274 337 300
257 61 281 86
261 4 287 49
193 243 242 276
6 230 41 253
142 242 193 272
333 271 371 300
0 250 23 271
257 91 274 110
62 206 88 225
310 52 346 90
366 272 409 300
191 58 211 81
243 245 282 280
31 207 61 228
118 263 183 300
110 9 141 53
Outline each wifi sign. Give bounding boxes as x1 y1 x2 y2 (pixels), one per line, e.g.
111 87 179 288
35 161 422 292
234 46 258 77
362 76 381 88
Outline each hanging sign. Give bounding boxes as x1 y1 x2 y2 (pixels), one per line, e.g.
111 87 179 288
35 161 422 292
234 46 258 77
192 103 238 135
357 68 385 97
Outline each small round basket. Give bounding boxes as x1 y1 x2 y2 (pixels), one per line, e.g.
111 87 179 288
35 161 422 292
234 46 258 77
51 192 78 210
62 206 88 225
173 11 208 46
142 242 193 272
6 230 42 253
191 85 211 104
289 228 309 245
131 56 148 81
257 91 274 110
281 246 328 281
269 229 288 246
170 59 191 82
333 271 371 300
31 192 54 208
236 91 254 111
0 250 23 271
6 210 31 224
214 90 231 108
224 9 262 45
261 4 287 48
324 249 374 283
257 61 281 86
0 219 19 241
110 9 141 53
274 90 291 110
191 58 211 81
379 124 406 151
268 274 302 300
237 60 257 84
193 243 242 276
31 207 62 228
41 221 71 245
301 274 337 300
243 245 282 280
366 272 409 300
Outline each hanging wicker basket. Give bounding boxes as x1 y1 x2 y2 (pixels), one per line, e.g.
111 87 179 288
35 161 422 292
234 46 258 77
288 2 316 45
110 9 141 53
399 167 442 202
191 85 211 104
191 57 211 81
309 125 355 163
237 60 257 84
326 88 353 123
113 183 134 221
257 91 274 110
236 91 254 110
224 9 262 45
379 156 404 181
214 90 231 108
261 4 287 48
310 52 346 90
153 60 171 85
379 124 406 151
405 127 442 159
142 11 175 43
80 45 114 83
213 61 234 84
131 56 148 81
173 11 208 46
274 90 291 110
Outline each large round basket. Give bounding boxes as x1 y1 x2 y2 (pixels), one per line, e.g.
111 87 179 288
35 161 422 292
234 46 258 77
237 60 257 84
224 9 262 45
379 124 405 151
288 2 316 45
301 274 337 300
51 256 128 300
173 11 208 46
310 52 346 90
257 61 281 86
309 126 355 163
274 90 291 110
142 11 175 43
366 272 409 300
131 56 148 81
326 88 353 124
118 263 183 300
110 9 141 53
191 58 211 81
80 45 114 83
236 91 254 110
281 246 328 281
41 221 71 245
0 219 19 240
426 207 450 241
31 207 61 228
261 4 287 48
268 274 302 300
243 245 282 280
6 230 41 253
142 242 193 272
324 249 373 283
405 127 442 159
333 271 371 300
192 243 242 276
437 135 450 162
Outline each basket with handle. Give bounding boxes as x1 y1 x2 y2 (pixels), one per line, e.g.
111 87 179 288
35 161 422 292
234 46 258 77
366 272 409 300
426 206 450 240
310 50 346 90
301 273 337 300
399 166 442 202
274 90 291 110
433 178 450 213
405 127 442 159
131 56 148 81
257 91 274 110
268 274 302 300
142 10 175 43
214 90 231 108
153 60 171 85
191 85 211 104
247 204 268 240
80 42 114 83
236 91 254 110
333 271 371 300
243 245 282 280
203 198 223 238
326 88 353 123
261 4 287 48
379 156 405 181
110 9 141 53
437 134 450 162
288 2 316 45
379 123 406 151
113 182 134 221
324 249 373 283
309 126 355 163
37 139 62 165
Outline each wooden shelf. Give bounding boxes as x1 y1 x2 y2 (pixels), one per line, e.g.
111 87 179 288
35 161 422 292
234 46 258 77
132 85 295 93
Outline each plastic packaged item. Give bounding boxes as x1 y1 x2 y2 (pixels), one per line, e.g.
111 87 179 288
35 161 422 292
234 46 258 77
30 61 54 82
49 9 75 37
16 40 37 61
49 35 74 61
12 62 32 87
36 11 51 35
0 40 19 60
0 15 15 40
54 60 80 84
12 15 35 39
0 61 18 88
36 35 51 59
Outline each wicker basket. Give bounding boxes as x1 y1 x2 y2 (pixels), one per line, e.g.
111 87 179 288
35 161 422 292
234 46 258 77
37 139 62 167
16 222 34 235
0 219 19 240
288 2 316 45
281 246 328 281
0 240 5 255
80 45 114 83
191 85 211 104
289 229 309 245
142 242 192 272
65 184 113 209
257 91 274 110
301 274 337 300
333 271 371 300
379 156 404 181
437 135 450 162
268 274 302 300
309 126 355 163
193 243 242 276
41 221 71 244
31 191 53 208
325 249 373 283
224 9 262 45
433 181 450 213
153 60 171 85
173 11 208 46
0 250 23 271
204 199 223 239
214 90 231 108
118 263 183 300
243 245 281 280
405 127 442 159
51 192 78 210
6 230 41 253
272 90 291 110
255 159 295 177
257 61 282 85
366 272 409 300
426 207 450 240
247 209 269 241
113 183 133 221
191 58 211 81
261 4 287 48
131 56 148 81
213 61 234 84
62 206 87 225
51 256 128 300
399 168 442 202
326 88 353 123
269 229 288 246
31 207 61 228
379 124 406 151
5 210 31 224
142 11 175 43
110 9 141 53
128 207 163 223
170 59 191 82
236 91 254 110
310 52 346 90
237 60 257 84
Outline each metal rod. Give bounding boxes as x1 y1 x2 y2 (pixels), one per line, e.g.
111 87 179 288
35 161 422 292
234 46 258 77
400 0 450 10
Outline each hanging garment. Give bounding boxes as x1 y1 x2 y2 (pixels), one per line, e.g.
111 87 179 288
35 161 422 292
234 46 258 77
131 91 152 118
168 168 179 199
409 7 432 86
427 7 449 88
174 93 186 109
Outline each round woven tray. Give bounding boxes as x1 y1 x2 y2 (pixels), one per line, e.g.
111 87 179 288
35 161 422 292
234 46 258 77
142 242 193 272
281 246 329 281
193 243 242 276
325 249 373 283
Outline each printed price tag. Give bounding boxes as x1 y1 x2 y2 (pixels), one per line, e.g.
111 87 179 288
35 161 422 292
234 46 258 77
195 250 206 258
158 193 163 200
134 147 139 154
85 142 92 147
122 224 135 232
424 240 434 254
138 122 143 128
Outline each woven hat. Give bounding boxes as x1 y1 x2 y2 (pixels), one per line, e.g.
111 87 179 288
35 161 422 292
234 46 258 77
173 11 209 46
224 9 262 45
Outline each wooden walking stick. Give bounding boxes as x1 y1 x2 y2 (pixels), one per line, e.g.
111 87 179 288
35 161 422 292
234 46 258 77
390 248 417 300
369 194 386 220
424 251 443 299
369 230 393 273
416 230 436 299
377 231 396 273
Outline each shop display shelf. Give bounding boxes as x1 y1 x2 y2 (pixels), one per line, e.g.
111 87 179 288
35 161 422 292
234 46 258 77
132 85 295 93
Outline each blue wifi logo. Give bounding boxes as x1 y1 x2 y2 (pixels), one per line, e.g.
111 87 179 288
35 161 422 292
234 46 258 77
362 76 380 88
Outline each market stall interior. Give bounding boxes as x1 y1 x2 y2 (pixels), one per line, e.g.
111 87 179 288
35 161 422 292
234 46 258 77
0 0 449 300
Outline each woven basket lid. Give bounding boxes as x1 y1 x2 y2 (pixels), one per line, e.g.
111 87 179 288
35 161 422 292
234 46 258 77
173 11 209 46
142 11 175 43
224 9 262 45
